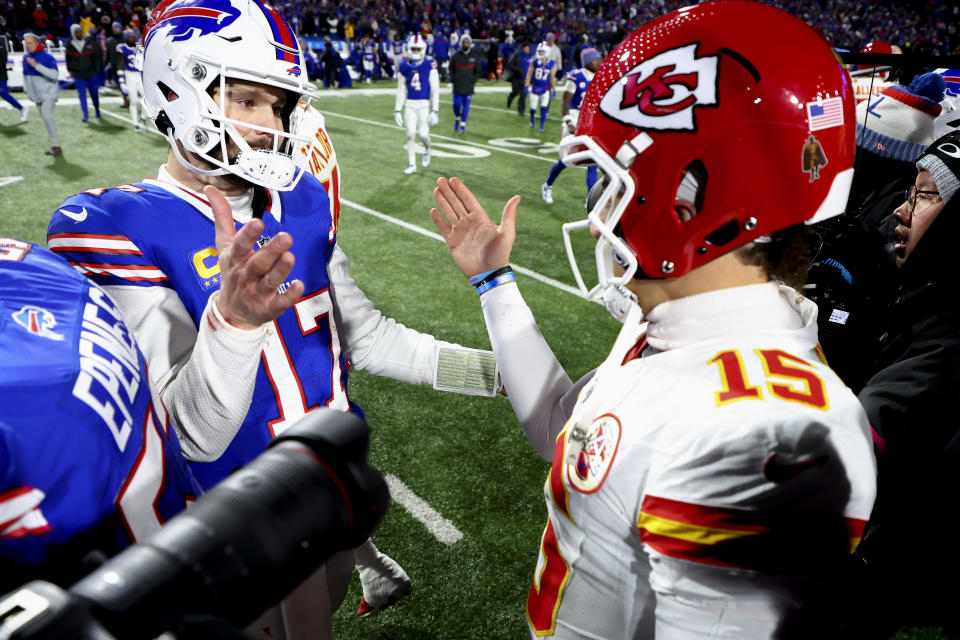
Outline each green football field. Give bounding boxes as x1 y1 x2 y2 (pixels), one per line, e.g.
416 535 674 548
0 79 954 640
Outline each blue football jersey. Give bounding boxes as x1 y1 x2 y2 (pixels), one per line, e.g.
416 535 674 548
116 42 137 72
530 58 555 94
362 41 377 62
47 176 359 489
399 58 436 100
0 240 200 581
565 68 592 111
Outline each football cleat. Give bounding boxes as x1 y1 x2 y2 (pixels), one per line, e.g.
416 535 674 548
404 164 417 175
356 552 412 618
459 124 466 134
541 182 553 204
20 104 29 122
422 151 431 167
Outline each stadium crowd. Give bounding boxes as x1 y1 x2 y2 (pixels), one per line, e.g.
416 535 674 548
1 0 958 63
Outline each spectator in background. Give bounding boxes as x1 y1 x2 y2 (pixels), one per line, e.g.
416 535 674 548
849 131 960 637
22 32 60 156
105 21 123 93
322 38 341 88
486 35 499 79
505 42 530 115
66 23 101 122
434 30 449 81
1 37 29 123
31 2 47 31
849 73 947 215
543 31 562 77
450 33 481 133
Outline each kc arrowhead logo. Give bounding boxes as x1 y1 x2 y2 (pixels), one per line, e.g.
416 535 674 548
600 43 718 132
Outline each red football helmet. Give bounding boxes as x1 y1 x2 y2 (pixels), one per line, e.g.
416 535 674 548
861 40 893 55
857 40 894 80
559 1 855 303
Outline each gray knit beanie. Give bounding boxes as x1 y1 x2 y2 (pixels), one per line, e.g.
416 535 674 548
916 131 960 204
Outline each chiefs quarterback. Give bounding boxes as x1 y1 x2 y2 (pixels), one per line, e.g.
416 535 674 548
431 2 876 638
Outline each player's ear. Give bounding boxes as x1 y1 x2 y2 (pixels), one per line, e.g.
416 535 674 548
674 199 697 223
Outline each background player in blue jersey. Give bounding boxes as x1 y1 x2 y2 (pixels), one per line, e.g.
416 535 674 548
47 0 501 636
525 41 556 132
115 29 144 131
360 34 377 83
395 34 439 175
541 47 603 205
0 239 200 593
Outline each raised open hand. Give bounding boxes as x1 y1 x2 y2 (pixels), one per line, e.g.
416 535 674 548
208 185 305 329
430 177 521 279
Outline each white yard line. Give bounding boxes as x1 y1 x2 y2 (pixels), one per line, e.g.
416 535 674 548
342 198 584 297
385 473 464 545
323 110 556 163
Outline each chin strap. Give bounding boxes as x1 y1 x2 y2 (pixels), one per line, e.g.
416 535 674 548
168 131 230 178
601 284 642 324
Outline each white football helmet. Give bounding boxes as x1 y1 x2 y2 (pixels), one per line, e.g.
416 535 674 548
140 0 320 191
407 34 426 63
536 41 549 62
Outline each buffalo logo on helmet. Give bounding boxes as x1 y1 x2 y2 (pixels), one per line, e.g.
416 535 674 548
600 43 718 132
286 64 301 76
143 0 242 46
12 305 65 341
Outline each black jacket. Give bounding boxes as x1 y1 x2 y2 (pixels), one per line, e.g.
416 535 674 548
450 48 481 95
66 36 102 80
850 194 960 632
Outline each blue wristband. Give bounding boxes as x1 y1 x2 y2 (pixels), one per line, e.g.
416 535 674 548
475 270 516 295
469 268 500 286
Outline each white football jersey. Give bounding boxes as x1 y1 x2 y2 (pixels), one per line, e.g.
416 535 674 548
527 285 876 639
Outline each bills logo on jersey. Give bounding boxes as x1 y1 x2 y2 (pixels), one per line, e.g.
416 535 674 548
145 0 242 46
567 414 620 494
600 44 718 132
12 305 65 341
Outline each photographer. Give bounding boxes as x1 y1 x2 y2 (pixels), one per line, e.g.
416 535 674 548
845 132 960 635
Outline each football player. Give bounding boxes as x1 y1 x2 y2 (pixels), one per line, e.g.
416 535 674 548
115 28 143 130
540 46 602 205
360 34 377 83
47 0 500 637
525 41 556 133
395 34 439 175
431 3 876 637
0 239 200 593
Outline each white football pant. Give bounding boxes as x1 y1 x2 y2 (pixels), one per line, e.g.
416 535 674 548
404 99 431 166
123 70 143 125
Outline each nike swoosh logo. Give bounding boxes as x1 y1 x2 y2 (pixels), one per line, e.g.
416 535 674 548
58 206 88 221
